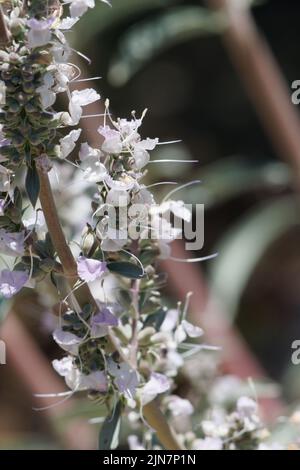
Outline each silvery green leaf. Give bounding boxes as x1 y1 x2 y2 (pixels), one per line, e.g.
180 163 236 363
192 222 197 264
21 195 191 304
98 401 122 450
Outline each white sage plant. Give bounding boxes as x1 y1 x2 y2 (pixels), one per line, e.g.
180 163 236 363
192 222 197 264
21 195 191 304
0 0 283 452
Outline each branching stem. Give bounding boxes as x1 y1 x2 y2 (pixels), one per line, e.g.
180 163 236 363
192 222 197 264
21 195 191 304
37 168 184 450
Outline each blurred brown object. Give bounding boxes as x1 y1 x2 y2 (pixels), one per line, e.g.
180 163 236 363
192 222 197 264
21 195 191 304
0 312 97 449
207 0 300 187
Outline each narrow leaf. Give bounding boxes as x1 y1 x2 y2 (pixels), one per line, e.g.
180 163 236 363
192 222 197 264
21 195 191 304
98 401 122 450
25 165 40 208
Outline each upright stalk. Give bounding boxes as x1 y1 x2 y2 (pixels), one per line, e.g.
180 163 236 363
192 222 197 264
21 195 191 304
37 169 184 451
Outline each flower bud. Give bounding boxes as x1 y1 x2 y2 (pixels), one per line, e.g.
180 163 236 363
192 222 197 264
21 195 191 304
138 327 156 345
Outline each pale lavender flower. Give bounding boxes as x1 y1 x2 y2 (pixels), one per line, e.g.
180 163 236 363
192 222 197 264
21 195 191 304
59 129 82 158
193 437 223 451
52 328 82 355
160 308 203 343
0 230 25 256
36 72 56 109
132 138 159 170
104 173 135 191
90 307 118 337
81 370 108 392
166 395 194 417
237 396 258 419
27 18 54 48
62 89 100 126
108 360 139 399
53 356 85 391
174 320 203 344
79 143 107 182
65 0 95 18
77 256 107 282
106 189 130 207
0 270 29 298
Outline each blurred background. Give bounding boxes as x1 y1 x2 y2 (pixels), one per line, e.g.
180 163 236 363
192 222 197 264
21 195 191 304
1 0 300 449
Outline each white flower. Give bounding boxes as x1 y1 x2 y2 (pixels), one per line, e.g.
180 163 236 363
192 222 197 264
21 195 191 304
0 230 25 256
210 376 244 406
71 89 100 107
98 126 123 154
236 396 258 419
117 117 142 144
104 173 135 191
23 211 46 236
101 236 128 252
140 372 170 405
64 89 100 125
53 64 75 93
79 142 101 161
27 18 54 48
53 328 82 355
81 370 108 392
65 0 95 18
81 158 107 183
148 214 182 242
131 187 154 206
193 437 223 451
160 309 203 343
52 356 107 392
59 129 82 158
174 320 203 344
79 143 107 182
161 308 179 333
37 72 56 109
51 42 72 64
108 360 139 399
166 395 194 417
53 356 85 391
